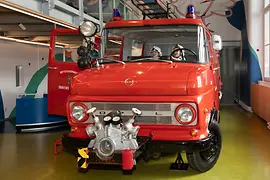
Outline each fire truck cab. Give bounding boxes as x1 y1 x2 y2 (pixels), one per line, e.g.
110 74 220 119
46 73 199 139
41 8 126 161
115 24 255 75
48 5 223 174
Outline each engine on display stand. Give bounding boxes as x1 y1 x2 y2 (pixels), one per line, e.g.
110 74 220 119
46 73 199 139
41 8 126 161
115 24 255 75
85 107 141 160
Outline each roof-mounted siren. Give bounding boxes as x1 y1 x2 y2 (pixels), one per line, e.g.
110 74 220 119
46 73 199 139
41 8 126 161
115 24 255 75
112 8 122 21
186 5 196 19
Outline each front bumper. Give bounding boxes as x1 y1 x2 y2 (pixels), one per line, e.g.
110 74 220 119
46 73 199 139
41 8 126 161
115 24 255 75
62 133 212 153
140 135 213 153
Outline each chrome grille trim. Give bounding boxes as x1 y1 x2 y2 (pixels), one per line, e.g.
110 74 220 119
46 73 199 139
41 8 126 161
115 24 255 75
91 103 171 111
70 102 197 126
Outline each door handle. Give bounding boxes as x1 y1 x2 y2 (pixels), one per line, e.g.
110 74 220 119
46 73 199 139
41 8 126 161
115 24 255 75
60 70 78 75
48 66 58 70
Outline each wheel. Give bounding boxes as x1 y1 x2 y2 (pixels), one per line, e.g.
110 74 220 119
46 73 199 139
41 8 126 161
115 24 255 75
187 121 222 172
151 152 162 160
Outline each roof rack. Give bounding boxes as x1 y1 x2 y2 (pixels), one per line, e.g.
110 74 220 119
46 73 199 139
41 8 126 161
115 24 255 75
131 0 178 19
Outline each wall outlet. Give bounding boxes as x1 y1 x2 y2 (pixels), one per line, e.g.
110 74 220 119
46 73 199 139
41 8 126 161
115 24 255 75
4 108 7 112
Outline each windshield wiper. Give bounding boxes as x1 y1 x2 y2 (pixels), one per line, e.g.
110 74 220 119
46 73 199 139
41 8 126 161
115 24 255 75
131 57 173 64
97 58 125 65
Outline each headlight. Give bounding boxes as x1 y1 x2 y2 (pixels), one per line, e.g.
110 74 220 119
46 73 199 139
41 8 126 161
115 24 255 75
79 21 97 37
175 104 196 125
71 103 88 123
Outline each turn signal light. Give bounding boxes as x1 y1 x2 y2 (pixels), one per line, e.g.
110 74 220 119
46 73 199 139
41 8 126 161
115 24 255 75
190 129 198 136
203 108 209 113
71 127 77 133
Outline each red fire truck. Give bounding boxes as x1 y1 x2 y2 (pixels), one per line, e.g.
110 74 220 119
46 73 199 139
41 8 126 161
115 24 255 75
49 5 223 174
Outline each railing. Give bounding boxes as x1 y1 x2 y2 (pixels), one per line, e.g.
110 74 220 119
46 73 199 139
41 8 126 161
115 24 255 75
131 0 179 19
59 0 141 22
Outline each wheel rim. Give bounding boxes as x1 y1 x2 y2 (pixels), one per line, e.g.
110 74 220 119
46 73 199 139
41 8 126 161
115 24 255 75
200 133 220 162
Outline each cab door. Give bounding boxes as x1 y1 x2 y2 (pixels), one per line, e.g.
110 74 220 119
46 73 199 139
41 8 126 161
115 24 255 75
207 36 221 110
213 50 222 109
48 29 84 116
210 47 222 109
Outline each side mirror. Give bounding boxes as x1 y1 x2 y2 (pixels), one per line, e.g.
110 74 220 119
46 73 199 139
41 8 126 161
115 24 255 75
79 21 99 37
212 34 222 51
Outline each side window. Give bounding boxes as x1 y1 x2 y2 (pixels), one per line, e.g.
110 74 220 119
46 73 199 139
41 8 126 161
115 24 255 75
104 36 122 60
204 29 210 63
122 38 143 61
198 26 208 63
131 40 143 56
53 33 84 63
205 31 215 65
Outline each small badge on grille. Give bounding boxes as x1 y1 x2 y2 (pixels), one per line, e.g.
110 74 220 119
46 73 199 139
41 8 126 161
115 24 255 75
124 78 134 86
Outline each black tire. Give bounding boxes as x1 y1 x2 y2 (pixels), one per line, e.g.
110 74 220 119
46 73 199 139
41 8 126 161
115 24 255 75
187 121 222 172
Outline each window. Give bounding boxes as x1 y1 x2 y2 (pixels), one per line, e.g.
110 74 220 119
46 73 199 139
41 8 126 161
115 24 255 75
264 1 270 79
103 25 208 64
104 34 123 60
265 0 269 8
53 33 85 62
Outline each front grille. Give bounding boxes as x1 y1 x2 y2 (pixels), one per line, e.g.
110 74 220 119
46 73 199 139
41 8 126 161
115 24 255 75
136 116 172 124
91 103 171 111
70 102 197 126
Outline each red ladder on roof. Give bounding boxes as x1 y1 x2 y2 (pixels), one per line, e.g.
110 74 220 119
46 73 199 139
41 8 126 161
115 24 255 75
131 0 179 19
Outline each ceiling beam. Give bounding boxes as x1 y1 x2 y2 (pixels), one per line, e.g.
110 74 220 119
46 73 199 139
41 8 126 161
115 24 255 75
0 24 55 31
6 31 52 37
0 13 45 24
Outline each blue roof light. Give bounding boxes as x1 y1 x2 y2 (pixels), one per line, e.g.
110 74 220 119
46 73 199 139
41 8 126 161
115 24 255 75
113 8 121 17
112 8 122 21
187 5 195 14
186 5 196 19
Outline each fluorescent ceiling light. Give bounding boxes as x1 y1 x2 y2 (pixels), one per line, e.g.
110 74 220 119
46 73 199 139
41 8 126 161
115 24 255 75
0 3 76 30
67 46 80 49
109 40 121 45
56 42 70 46
0 36 64 48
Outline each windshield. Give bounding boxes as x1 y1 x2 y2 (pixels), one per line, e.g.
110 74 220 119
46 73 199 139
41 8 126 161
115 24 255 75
102 25 208 63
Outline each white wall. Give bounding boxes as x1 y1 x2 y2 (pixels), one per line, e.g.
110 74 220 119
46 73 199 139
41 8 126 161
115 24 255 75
0 40 49 118
207 15 241 41
166 0 242 42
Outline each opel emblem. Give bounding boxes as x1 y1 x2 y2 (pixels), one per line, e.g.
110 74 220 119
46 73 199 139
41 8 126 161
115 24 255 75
124 78 134 86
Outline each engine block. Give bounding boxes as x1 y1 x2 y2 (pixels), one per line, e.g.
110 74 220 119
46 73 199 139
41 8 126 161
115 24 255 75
85 109 140 160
